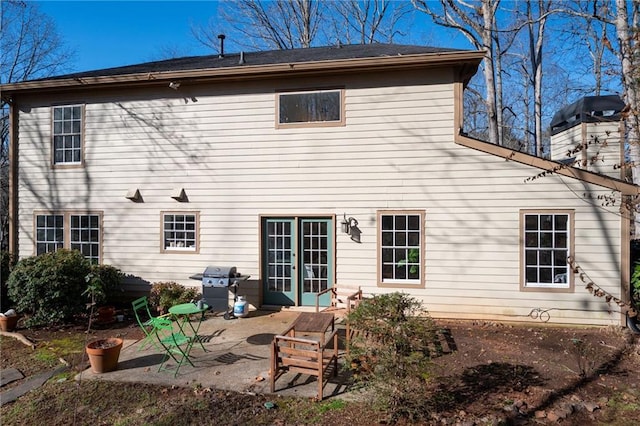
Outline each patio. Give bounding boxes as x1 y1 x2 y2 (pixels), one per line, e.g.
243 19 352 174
77 308 356 400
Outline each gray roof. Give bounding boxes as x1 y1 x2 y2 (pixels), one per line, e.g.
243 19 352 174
550 95 625 135
44 43 470 81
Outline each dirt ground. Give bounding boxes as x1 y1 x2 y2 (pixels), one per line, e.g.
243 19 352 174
1 316 640 425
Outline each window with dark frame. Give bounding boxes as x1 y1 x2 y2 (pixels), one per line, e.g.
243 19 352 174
523 212 571 288
278 89 342 125
53 105 82 165
70 214 101 264
380 212 422 284
35 213 101 264
36 214 64 255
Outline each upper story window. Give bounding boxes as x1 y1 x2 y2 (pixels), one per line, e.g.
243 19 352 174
277 89 344 128
521 210 574 291
162 212 199 253
378 210 425 287
52 105 83 166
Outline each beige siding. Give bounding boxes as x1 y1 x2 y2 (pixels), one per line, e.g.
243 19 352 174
550 125 582 162
15 68 626 326
584 121 623 179
550 121 623 179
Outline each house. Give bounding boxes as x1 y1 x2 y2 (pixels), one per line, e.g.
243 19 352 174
3 43 638 327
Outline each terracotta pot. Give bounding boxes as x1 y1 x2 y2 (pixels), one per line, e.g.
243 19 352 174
96 306 116 324
0 315 19 332
86 337 123 373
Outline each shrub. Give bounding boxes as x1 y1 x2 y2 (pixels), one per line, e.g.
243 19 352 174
632 261 640 311
149 281 199 313
346 292 439 422
7 250 92 326
1 251 17 312
90 263 124 305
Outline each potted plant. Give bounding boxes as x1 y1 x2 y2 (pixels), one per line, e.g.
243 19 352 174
85 336 123 373
96 305 116 324
83 272 123 373
0 309 20 332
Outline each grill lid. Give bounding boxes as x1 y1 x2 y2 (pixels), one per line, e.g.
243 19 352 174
203 266 237 278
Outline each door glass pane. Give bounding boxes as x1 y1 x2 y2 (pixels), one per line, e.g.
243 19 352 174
302 219 329 294
266 220 292 293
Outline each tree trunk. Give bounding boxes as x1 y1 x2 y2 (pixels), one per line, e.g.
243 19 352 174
482 0 500 145
616 0 640 237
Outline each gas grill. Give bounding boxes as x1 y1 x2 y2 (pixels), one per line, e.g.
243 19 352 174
202 266 239 287
190 265 250 319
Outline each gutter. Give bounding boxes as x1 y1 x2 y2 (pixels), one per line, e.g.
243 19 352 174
0 50 485 97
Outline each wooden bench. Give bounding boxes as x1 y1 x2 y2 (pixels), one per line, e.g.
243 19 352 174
315 286 363 353
270 312 339 400
315 285 363 315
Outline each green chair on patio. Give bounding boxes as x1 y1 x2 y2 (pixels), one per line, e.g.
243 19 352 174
132 296 169 351
154 317 196 377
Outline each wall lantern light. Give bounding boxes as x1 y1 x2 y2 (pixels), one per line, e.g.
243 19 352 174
171 188 188 202
125 188 142 202
341 214 361 243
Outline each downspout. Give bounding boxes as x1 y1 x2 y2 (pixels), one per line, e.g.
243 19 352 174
581 122 588 168
8 99 18 256
621 197 634 329
453 77 464 137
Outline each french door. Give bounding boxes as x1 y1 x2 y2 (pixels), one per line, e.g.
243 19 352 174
262 217 333 306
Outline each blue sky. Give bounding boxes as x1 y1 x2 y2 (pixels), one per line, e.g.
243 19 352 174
35 0 471 74
37 1 227 72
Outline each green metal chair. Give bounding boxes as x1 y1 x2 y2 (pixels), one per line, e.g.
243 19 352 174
154 317 195 377
131 296 169 351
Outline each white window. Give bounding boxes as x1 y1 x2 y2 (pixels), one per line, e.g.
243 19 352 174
162 212 198 252
53 105 83 165
378 211 424 286
34 212 101 264
277 89 343 127
522 211 573 289
36 215 64 255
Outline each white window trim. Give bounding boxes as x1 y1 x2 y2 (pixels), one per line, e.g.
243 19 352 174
520 209 575 293
161 211 200 254
51 104 85 167
377 210 425 288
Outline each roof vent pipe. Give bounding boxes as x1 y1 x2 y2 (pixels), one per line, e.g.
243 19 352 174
239 51 245 65
218 34 225 58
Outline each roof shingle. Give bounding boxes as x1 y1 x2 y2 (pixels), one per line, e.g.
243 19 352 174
44 43 470 81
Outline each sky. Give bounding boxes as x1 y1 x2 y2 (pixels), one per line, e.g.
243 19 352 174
36 1 225 72
34 0 471 74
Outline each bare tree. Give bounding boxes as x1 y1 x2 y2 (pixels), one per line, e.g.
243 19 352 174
193 0 412 53
615 0 640 188
328 0 412 45
196 0 324 51
413 0 502 145
1 1 73 250
554 1 619 97
572 1 617 95
524 0 554 157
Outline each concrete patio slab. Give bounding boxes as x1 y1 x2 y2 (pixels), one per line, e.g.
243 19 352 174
76 309 358 401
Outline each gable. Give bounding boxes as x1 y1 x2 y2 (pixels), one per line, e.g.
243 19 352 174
455 132 639 197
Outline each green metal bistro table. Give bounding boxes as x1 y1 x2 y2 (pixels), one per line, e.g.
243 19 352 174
168 302 209 352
